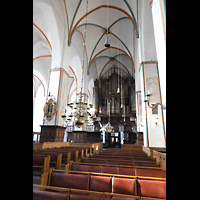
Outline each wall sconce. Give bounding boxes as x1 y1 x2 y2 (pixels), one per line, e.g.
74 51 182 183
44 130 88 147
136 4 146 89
144 93 166 110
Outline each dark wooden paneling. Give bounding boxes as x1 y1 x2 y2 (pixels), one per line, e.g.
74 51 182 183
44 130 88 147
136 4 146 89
40 125 65 143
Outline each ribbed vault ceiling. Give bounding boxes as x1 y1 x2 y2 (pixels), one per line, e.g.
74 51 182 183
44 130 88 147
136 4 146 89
33 0 138 97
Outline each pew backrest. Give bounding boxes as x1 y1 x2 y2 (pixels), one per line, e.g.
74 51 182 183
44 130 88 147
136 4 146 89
71 163 100 173
71 163 166 177
33 155 50 173
89 175 112 193
118 167 135 176
46 171 166 199
112 177 136 195
137 179 166 199
100 166 118 174
50 173 89 191
33 153 62 169
135 168 166 178
33 189 69 200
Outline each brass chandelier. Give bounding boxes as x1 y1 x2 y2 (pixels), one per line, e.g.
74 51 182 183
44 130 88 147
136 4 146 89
63 0 97 129
66 89 97 128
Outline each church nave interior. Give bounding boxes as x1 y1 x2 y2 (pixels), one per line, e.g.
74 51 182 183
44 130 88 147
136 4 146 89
33 0 166 199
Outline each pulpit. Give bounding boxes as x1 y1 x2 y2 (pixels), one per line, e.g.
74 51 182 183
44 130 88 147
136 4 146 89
40 125 65 143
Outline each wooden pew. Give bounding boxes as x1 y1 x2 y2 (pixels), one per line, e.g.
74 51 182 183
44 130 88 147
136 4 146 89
33 155 50 174
34 168 166 199
34 147 85 163
152 150 166 169
33 189 70 200
96 149 150 158
34 152 62 169
71 162 166 178
81 158 160 168
34 146 90 173
59 147 88 159
93 148 154 160
136 179 166 199
82 147 160 169
33 186 141 200
134 168 166 178
42 149 71 165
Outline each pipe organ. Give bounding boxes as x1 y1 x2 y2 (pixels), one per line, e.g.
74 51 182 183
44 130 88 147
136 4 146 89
93 67 138 147
98 68 135 116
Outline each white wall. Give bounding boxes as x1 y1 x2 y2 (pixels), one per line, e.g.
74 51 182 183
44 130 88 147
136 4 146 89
151 0 166 135
33 85 46 132
134 0 166 147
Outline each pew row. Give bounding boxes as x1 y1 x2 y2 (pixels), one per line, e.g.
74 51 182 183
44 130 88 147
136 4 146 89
34 152 62 169
33 187 139 200
97 148 147 155
80 158 160 168
96 148 154 160
33 141 101 155
34 169 166 199
70 163 166 178
34 147 88 164
93 155 153 161
33 146 92 171
49 147 89 161
83 148 160 169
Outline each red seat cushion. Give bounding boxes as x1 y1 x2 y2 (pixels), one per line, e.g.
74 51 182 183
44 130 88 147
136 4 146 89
33 189 69 200
133 162 160 167
112 197 136 200
70 194 102 200
119 161 133 166
134 168 166 178
50 173 89 191
112 177 136 195
72 164 100 173
33 156 45 165
82 159 106 164
137 179 166 199
100 166 118 174
117 167 134 176
106 160 119 165
89 175 112 193
87 194 112 199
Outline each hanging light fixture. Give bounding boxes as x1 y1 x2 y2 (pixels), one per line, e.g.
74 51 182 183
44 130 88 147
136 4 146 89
116 62 120 93
105 0 110 47
105 35 110 47
116 65 120 93
104 70 114 133
66 89 94 128
117 14 120 94
106 100 114 133
65 0 97 129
